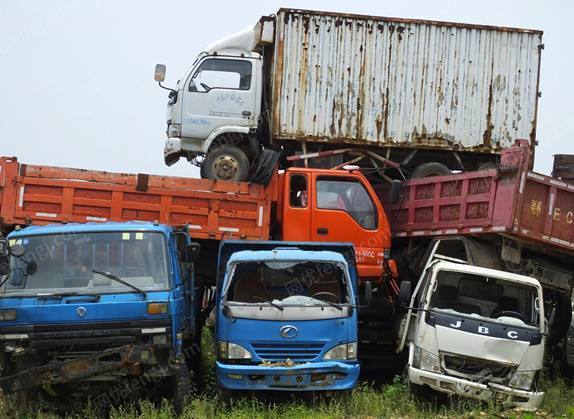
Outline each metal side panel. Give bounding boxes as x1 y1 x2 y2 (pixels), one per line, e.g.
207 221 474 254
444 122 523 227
272 9 542 152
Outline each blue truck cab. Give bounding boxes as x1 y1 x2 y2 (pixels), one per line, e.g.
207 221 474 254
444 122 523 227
0 222 199 410
215 241 360 394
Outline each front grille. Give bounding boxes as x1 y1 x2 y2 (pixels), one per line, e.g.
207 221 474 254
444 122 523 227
0 320 171 354
251 342 325 362
443 354 514 383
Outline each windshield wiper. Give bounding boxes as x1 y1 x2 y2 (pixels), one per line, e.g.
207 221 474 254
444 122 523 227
253 296 284 311
91 270 147 298
36 292 101 301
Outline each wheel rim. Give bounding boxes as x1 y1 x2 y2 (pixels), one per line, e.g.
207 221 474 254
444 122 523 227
213 155 239 180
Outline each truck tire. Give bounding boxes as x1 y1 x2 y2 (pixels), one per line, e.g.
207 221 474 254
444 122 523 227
410 162 451 179
172 365 192 415
478 162 497 171
201 145 250 182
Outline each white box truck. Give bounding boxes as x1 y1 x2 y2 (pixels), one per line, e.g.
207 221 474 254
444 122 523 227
155 9 542 182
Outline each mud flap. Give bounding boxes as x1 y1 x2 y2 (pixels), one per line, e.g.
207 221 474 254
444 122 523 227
249 149 280 186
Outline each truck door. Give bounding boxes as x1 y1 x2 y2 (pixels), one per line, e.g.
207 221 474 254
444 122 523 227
309 173 389 279
181 57 258 140
282 172 312 241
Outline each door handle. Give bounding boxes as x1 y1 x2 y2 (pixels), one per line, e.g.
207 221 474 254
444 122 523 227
316 227 329 236
242 111 252 117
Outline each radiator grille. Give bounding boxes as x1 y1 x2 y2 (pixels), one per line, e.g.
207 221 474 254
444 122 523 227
251 341 325 361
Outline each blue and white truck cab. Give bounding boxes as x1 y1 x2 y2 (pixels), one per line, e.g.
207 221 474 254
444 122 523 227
0 222 200 410
396 243 547 411
215 241 360 395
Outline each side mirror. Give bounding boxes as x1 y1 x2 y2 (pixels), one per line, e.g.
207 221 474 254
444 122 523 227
364 280 373 306
154 64 166 82
9 244 25 257
185 242 200 263
387 180 402 205
398 280 412 308
0 239 8 257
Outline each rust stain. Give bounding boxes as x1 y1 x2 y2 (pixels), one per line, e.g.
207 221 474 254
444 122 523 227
278 8 543 35
356 40 366 139
483 84 494 147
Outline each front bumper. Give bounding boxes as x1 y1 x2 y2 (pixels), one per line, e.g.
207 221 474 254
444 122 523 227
164 138 183 166
217 360 359 391
408 366 544 411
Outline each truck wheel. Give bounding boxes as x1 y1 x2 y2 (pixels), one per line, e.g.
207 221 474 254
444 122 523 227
171 365 192 415
410 162 451 179
478 162 497 171
201 145 250 182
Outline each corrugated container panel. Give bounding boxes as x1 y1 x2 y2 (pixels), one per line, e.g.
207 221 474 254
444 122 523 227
272 9 542 152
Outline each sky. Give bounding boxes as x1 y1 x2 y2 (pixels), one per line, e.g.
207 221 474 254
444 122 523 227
0 0 572 177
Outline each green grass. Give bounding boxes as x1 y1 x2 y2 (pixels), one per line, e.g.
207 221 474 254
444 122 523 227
3 328 574 418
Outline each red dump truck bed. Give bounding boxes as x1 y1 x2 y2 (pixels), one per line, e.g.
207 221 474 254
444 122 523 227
389 140 574 255
0 157 271 240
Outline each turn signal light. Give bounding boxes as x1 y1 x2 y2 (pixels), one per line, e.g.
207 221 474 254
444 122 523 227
147 303 168 315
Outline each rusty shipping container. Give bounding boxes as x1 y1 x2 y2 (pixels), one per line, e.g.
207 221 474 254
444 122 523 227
270 9 543 153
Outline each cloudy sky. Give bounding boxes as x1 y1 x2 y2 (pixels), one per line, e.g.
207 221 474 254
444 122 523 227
1 0 572 177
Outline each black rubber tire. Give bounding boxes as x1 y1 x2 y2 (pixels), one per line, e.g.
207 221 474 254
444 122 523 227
200 145 250 182
410 162 451 179
478 162 497 171
172 365 192 416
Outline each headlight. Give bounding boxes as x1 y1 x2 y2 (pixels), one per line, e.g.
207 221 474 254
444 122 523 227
0 310 16 321
217 341 252 360
323 342 358 360
167 123 181 138
412 346 441 373
509 370 536 390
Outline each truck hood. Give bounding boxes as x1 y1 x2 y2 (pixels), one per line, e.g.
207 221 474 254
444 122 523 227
429 311 542 366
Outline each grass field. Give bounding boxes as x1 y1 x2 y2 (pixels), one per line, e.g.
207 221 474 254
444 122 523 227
3 328 574 418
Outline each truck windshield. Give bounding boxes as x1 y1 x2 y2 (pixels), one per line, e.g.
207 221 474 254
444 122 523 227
429 271 540 328
225 260 349 307
0 231 170 296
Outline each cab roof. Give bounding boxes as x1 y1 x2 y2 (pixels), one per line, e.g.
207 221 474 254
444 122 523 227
227 249 349 265
432 260 542 288
7 222 171 238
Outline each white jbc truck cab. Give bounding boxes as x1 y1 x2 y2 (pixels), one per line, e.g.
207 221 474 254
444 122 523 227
154 9 541 182
397 247 546 410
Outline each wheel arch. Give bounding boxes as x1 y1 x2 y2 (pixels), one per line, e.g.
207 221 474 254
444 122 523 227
205 126 251 154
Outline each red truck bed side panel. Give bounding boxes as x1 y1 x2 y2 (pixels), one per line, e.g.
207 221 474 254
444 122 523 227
389 142 574 255
0 158 271 241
